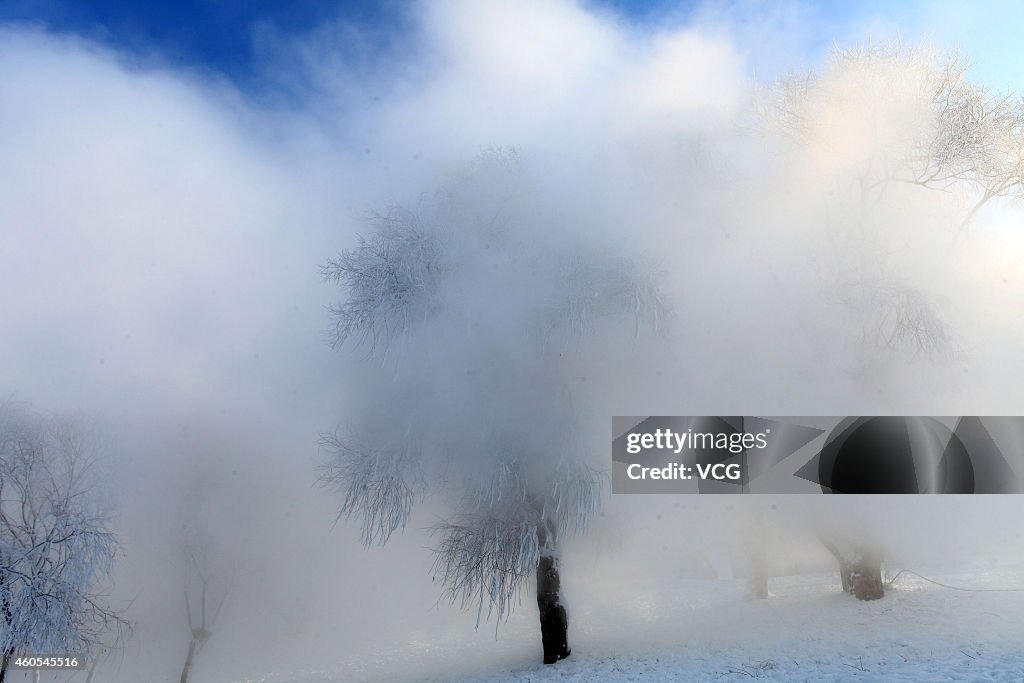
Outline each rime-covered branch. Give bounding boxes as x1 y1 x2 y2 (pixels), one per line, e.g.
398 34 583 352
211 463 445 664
321 208 447 356
0 403 130 672
431 511 540 628
318 428 425 546
762 40 1024 226
837 280 955 361
553 254 671 341
545 459 603 535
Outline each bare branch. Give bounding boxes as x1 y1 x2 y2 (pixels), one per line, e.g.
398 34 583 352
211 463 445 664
549 253 671 342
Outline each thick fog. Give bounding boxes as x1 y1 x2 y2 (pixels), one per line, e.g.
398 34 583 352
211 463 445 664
2 2 1023 681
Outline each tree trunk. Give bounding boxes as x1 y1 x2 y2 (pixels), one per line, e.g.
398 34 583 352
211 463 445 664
534 523 570 665
849 546 884 601
0 646 12 683
180 639 197 683
1 576 11 683
536 553 571 664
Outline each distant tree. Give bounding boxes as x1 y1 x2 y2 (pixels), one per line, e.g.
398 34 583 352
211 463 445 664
179 541 232 683
321 148 668 664
0 401 130 682
174 453 237 683
761 43 1024 600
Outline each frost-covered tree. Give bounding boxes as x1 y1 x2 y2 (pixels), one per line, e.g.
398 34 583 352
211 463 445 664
758 43 1024 600
321 148 667 664
0 401 130 682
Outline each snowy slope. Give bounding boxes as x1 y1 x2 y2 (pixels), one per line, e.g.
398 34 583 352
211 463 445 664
236 564 1024 683
441 567 1024 683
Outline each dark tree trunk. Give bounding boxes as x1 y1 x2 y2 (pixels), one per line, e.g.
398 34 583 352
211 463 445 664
849 546 884 601
0 572 13 683
535 524 570 665
0 646 12 683
1 584 12 683
536 553 570 664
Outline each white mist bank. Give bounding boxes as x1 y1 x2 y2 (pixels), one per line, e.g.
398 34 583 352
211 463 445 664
1 1 1023 681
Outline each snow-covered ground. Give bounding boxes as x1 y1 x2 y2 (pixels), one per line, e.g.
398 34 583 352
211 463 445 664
236 562 1024 683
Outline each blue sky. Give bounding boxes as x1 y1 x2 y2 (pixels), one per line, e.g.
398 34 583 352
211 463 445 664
0 0 402 83
1 0 1022 93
